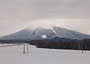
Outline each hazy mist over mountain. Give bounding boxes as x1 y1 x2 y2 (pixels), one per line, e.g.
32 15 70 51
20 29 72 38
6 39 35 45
0 0 90 36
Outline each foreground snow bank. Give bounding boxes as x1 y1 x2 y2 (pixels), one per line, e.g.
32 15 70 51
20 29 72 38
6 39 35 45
0 44 89 64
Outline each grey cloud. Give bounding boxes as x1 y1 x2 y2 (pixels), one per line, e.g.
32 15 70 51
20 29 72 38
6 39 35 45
0 0 90 20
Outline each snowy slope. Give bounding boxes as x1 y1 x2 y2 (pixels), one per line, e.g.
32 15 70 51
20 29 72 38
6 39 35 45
0 26 90 40
53 26 90 39
0 44 90 64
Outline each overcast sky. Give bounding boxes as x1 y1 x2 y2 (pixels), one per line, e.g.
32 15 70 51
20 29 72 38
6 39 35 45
0 0 90 36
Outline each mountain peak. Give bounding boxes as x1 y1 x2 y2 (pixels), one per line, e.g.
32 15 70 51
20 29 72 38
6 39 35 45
26 25 59 30
0 26 90 40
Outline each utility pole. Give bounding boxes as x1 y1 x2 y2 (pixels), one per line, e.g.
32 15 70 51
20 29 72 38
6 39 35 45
82 42 83 53
27 43 29 54
23 43 25 54
85 43 86 53
23 43 29 54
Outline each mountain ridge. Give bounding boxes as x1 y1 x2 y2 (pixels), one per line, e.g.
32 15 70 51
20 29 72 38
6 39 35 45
0 26 90 40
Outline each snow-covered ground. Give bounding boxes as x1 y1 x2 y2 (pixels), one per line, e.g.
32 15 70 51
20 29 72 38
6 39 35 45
0 44 90 64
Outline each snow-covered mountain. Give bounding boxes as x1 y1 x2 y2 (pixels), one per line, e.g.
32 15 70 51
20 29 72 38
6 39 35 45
0 26 90 40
